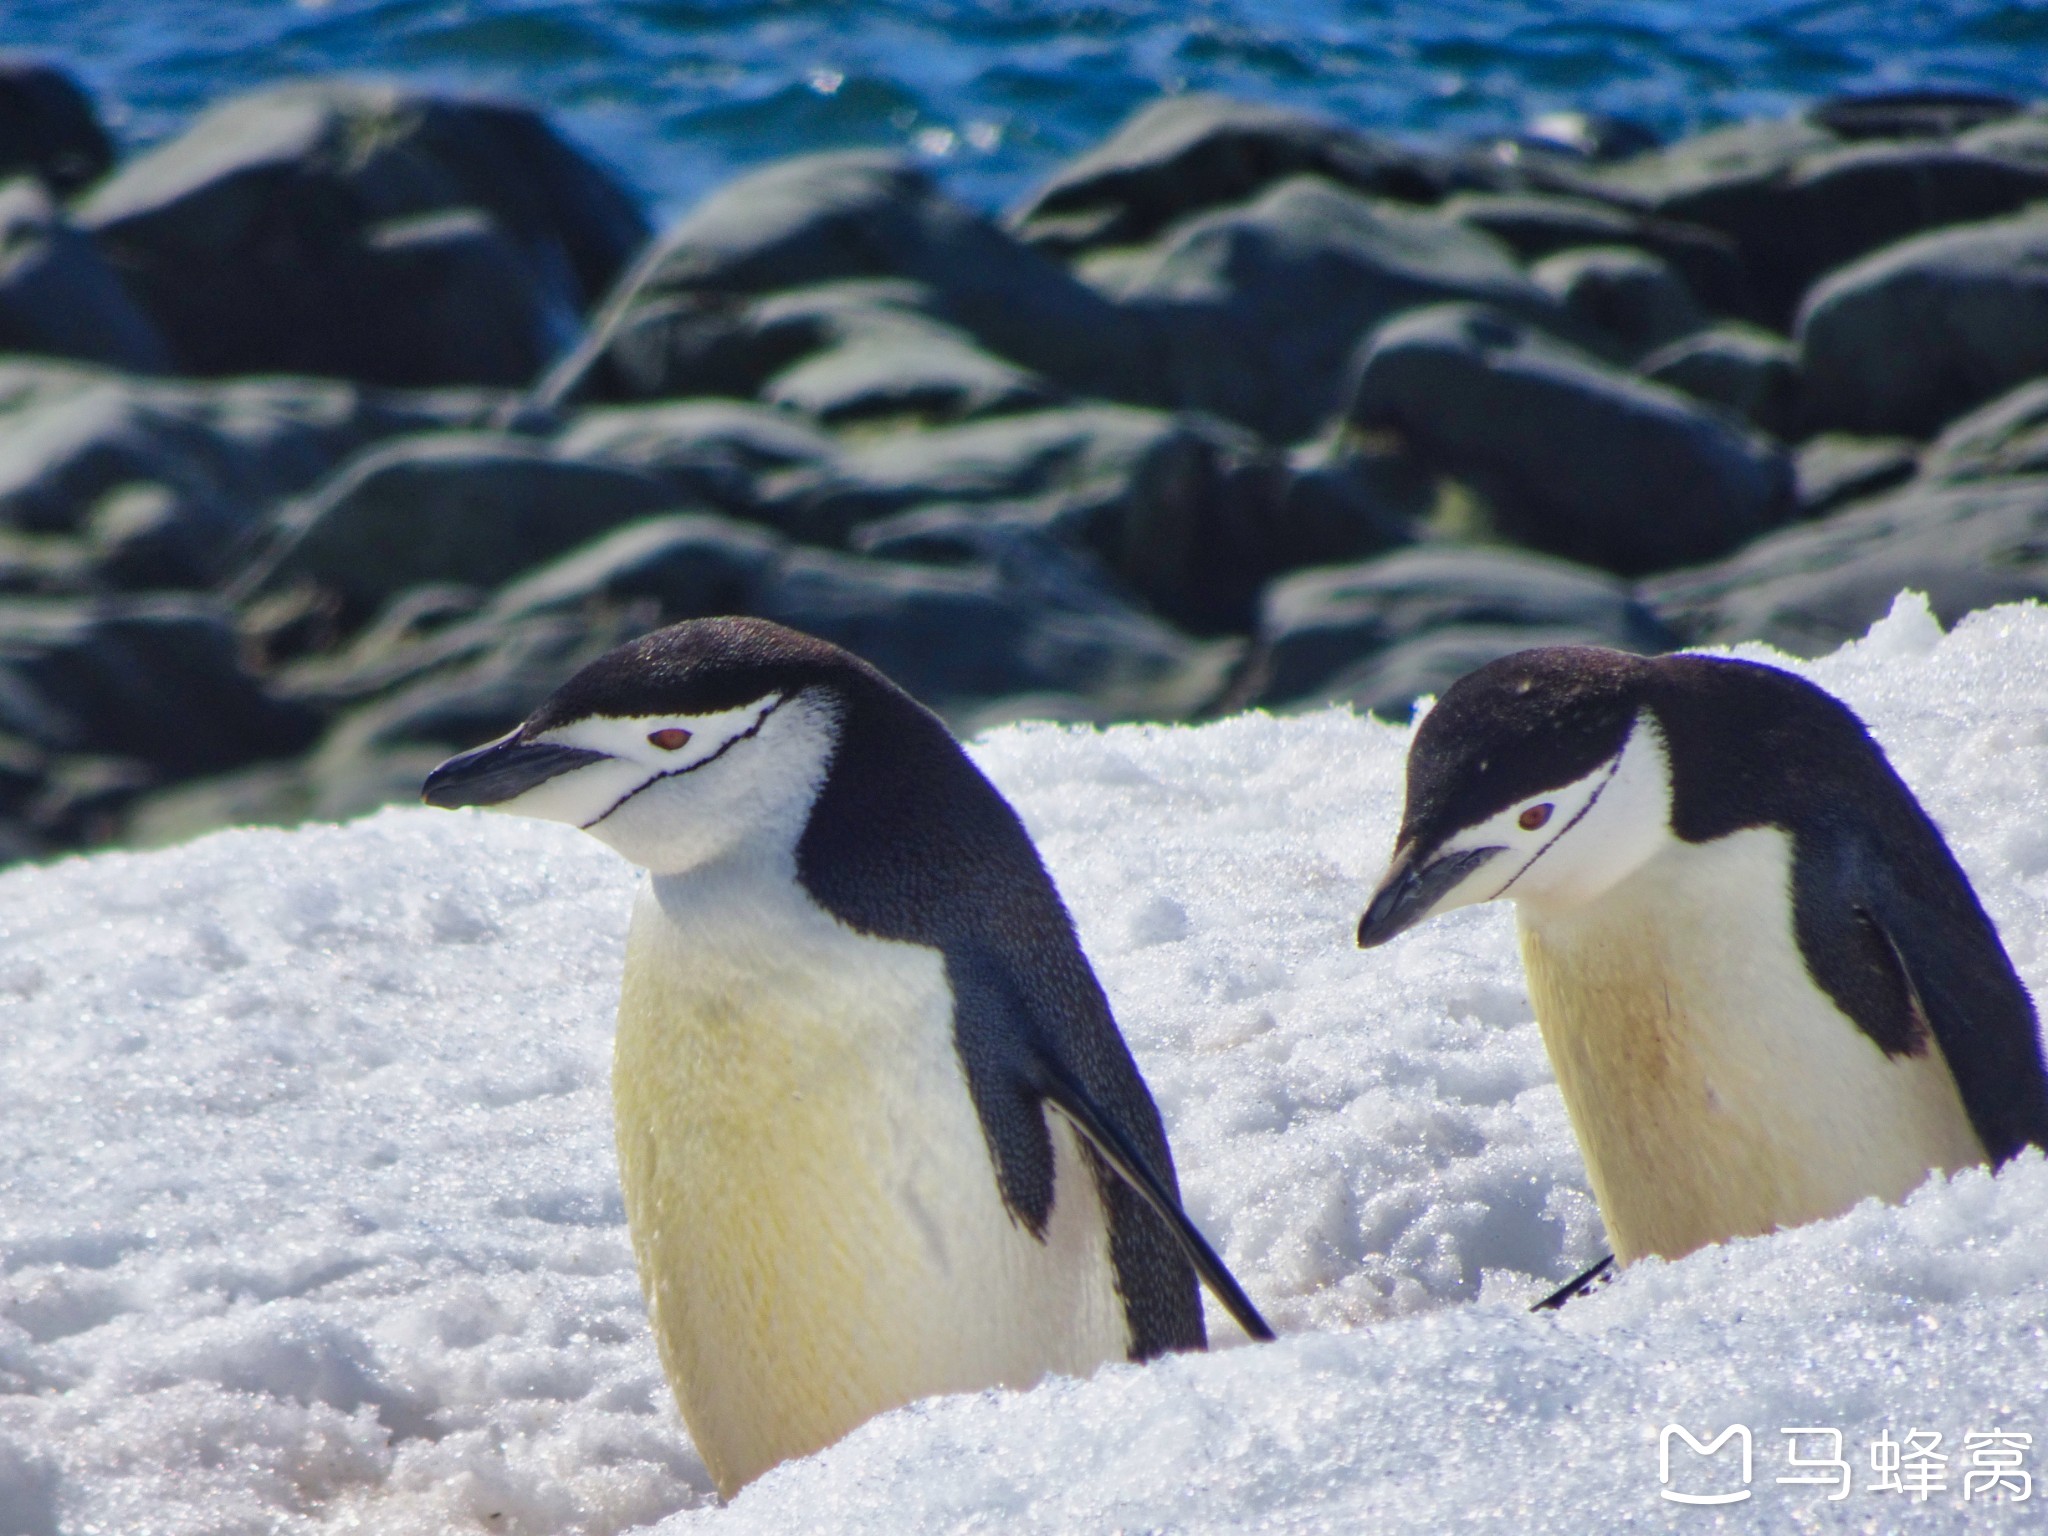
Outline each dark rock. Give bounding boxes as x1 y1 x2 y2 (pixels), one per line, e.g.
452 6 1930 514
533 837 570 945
120 739 440 844
304 607 649 772
1530 246 1702 360
0 356 82 414
540 288 803 404
1519 111 1661 163
0 366 511 586
490 514 783 621
27 752 158 850
0 180 172 373
754 546 1236 720
1347 624 1676 721
844 470 1388 661
553 152 1147 407
0 729 45 813
1007 94 1469 258
348 208 585 388
1638 324 1801 439
1608 135 2048 327
581 153 925 295
1793 435 1917 515
1395 138 1620 206
1917 377 2048 483
238 582 348 672
123 761 318 848
0 595 319 775
1640 475 2048 654
0 527 90 596
301 513 1235 789
75 80 648 383
1244 545 1673 712
0 56 113 195
1441 191 1749 315
1269 431 1432 571
85 484 209 590
564 277 1062 427
1347 303 1794 575
1596 115 1841 202
763 309 1058 425
276 584 545 709
1957 110 2048 163
760 403 1194 531
1081 174 1549 442
556 398 840 515
759 404 1392 633
305 745 472 823
0 817 40 864
1807 90 2023 142
290 583 486 691
550 276 904 402
1036 413 1297 636
1796 209 2048 437
247 433 684 622
848 507 1147 620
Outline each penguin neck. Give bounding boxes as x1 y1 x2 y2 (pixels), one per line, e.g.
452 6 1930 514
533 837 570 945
635 829 827 986
1514 825 1984 1265
649 837 800 913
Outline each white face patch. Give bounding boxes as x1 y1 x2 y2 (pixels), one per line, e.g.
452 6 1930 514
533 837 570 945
1423 712 1677 919
527 694 789 828
475 691 842 875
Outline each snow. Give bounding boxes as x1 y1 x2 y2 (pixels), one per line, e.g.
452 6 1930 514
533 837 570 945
5 593 2048 1533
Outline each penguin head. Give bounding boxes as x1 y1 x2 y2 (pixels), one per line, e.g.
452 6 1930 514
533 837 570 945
422 618 862 875
1357 647 1675 947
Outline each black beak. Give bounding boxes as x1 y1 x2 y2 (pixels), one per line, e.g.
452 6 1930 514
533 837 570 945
421 731 612 809
1356 844 1504 948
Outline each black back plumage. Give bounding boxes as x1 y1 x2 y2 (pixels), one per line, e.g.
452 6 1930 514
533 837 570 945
1405 646 2048 1165
534 617 1231 1356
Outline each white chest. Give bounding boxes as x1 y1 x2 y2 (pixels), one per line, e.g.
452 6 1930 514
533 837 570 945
610 863 1128 1496
1516 827 1985 1264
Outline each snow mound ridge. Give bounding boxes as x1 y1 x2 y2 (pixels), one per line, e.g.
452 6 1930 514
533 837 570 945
3 593 2046 1533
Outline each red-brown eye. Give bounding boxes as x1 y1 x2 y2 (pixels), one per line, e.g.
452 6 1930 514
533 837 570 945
1519 803 1553 831
648 727 691 751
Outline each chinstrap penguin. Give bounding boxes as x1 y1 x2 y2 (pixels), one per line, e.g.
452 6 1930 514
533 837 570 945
422 616 1271 1495
1356 645 2048 1272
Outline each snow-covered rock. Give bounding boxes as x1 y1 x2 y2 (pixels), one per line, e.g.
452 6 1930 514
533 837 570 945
3 594 2046 1533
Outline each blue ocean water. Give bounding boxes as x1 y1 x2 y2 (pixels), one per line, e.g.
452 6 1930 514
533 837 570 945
9 0 2047 219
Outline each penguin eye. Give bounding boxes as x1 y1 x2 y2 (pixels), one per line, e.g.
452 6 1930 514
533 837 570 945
1519 803 1554 831
647 727 692 751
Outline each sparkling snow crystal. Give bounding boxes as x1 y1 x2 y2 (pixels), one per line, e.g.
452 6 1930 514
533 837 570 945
4 595 2048 1532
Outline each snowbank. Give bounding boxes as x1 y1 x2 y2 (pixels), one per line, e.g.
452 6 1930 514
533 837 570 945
4 595 2046 1533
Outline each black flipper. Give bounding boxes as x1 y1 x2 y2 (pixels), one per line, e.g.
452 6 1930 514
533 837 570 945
1789 819 2048 1166
1858 905 1935 1047
1038 1057 1276 1343
1530 1253 1615 1312
1857 891 2048 1164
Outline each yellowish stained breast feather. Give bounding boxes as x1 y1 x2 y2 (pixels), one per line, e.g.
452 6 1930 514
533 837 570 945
612 877 1127 1496
1517 826 1985 1265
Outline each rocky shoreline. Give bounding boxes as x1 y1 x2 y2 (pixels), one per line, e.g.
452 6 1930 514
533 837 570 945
0 61 2044 862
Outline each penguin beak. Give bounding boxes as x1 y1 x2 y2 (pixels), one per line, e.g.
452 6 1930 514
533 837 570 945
422 730 613 809
1357 843 1504 948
